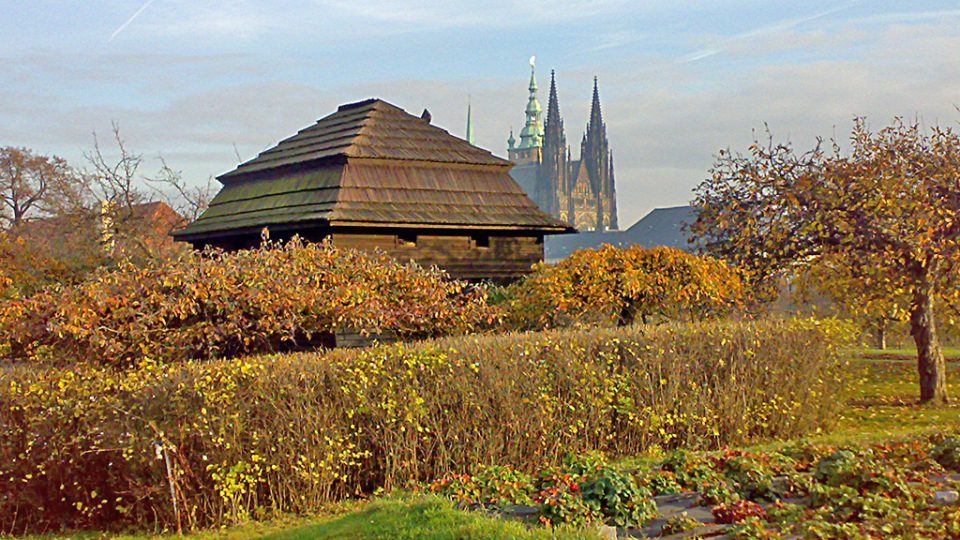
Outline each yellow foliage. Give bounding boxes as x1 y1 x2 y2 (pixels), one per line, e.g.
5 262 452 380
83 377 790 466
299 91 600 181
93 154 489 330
0 318 849 533
506 245 745 330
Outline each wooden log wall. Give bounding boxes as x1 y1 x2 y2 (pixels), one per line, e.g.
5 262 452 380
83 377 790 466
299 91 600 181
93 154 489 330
330 232 543 282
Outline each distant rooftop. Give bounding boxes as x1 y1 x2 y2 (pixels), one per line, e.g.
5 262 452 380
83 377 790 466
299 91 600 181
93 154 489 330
545 205 695 260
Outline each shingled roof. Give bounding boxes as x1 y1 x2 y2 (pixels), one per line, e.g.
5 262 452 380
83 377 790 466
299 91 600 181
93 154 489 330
175 99 572 240
221 99 511 180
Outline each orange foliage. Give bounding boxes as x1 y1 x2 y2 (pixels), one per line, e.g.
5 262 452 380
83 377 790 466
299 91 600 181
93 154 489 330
0 237 497 366
506 245 744 330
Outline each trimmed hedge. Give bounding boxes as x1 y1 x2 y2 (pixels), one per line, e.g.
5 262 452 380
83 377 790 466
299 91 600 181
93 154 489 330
0 318 851 534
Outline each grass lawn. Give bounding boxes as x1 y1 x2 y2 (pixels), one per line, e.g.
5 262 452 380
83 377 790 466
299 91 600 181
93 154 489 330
828 347 960 444
27 346 960 539
29 498 593 540
261 497 592 540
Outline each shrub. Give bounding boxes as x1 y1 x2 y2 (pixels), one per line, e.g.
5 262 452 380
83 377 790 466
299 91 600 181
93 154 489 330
429 465 535 508
506 244 744 330
0 238 496 366
578 467 656 528
0 318 849 533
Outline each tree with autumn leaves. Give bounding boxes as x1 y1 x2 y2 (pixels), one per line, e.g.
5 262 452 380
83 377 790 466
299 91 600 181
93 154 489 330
0 128 212 298
692 118 960 404
507 244 744 330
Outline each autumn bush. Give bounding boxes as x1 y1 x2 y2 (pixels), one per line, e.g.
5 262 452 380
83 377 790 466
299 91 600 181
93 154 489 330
0 317 851 533
0 237 496 366
504 245 744 330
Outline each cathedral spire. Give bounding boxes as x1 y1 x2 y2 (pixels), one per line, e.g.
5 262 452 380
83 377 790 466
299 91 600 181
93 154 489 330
590 76 603 126
540 69 566 216
465 97 474 145
517 56 543 149
589 76 603 132
545 70 561 131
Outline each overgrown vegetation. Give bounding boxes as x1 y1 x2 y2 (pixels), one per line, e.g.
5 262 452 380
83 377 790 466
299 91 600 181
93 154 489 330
0 318 849 534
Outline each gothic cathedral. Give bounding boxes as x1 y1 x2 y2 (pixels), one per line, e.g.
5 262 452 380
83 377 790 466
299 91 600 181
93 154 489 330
506 61 619 232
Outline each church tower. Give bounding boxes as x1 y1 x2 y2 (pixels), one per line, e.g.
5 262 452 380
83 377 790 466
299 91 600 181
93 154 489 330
540 70 565 217
508 57 544 166
580 78 618 231
506 62 619 232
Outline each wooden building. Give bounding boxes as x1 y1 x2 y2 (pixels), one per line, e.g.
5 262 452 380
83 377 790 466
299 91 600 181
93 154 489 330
174 98 573 281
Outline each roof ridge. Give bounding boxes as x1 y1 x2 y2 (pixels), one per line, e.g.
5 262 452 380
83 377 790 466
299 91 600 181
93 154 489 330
337 98 379 112
219 98 510 181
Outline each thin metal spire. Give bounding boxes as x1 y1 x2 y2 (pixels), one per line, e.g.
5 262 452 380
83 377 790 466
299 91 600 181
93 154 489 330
466 96 474 145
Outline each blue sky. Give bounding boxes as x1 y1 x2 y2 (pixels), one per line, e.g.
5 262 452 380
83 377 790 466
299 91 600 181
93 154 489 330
2 1 960 226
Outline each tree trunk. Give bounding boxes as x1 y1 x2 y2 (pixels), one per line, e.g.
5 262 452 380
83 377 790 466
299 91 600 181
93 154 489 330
617 302 635 327
875 319 887 351
909 269 948 405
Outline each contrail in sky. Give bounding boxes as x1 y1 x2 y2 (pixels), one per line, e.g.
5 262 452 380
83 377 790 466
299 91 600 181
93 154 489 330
109 0 156 42
679 1 860 64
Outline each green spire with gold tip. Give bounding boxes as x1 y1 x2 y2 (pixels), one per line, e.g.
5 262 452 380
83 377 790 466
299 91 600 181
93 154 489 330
518 56 544 149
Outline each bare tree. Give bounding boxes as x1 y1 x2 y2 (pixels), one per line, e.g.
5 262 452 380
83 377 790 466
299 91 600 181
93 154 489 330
83 121 151 212
148 157 215 222
83 122 214 260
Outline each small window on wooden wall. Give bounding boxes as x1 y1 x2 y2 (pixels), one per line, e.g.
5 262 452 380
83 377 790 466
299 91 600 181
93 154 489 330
473 235 490 249
397 232 417 247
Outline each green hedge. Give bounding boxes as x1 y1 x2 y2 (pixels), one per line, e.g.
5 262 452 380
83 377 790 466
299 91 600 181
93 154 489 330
0 318 851 534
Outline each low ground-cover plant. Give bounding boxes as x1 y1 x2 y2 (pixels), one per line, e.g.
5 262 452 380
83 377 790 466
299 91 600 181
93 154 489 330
711 499 766 524
428 434 960 537
0 318 847 533
0 237 496 366
431 454 657 528
660 512 700 535
429 465 536 508
690 436 960 537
